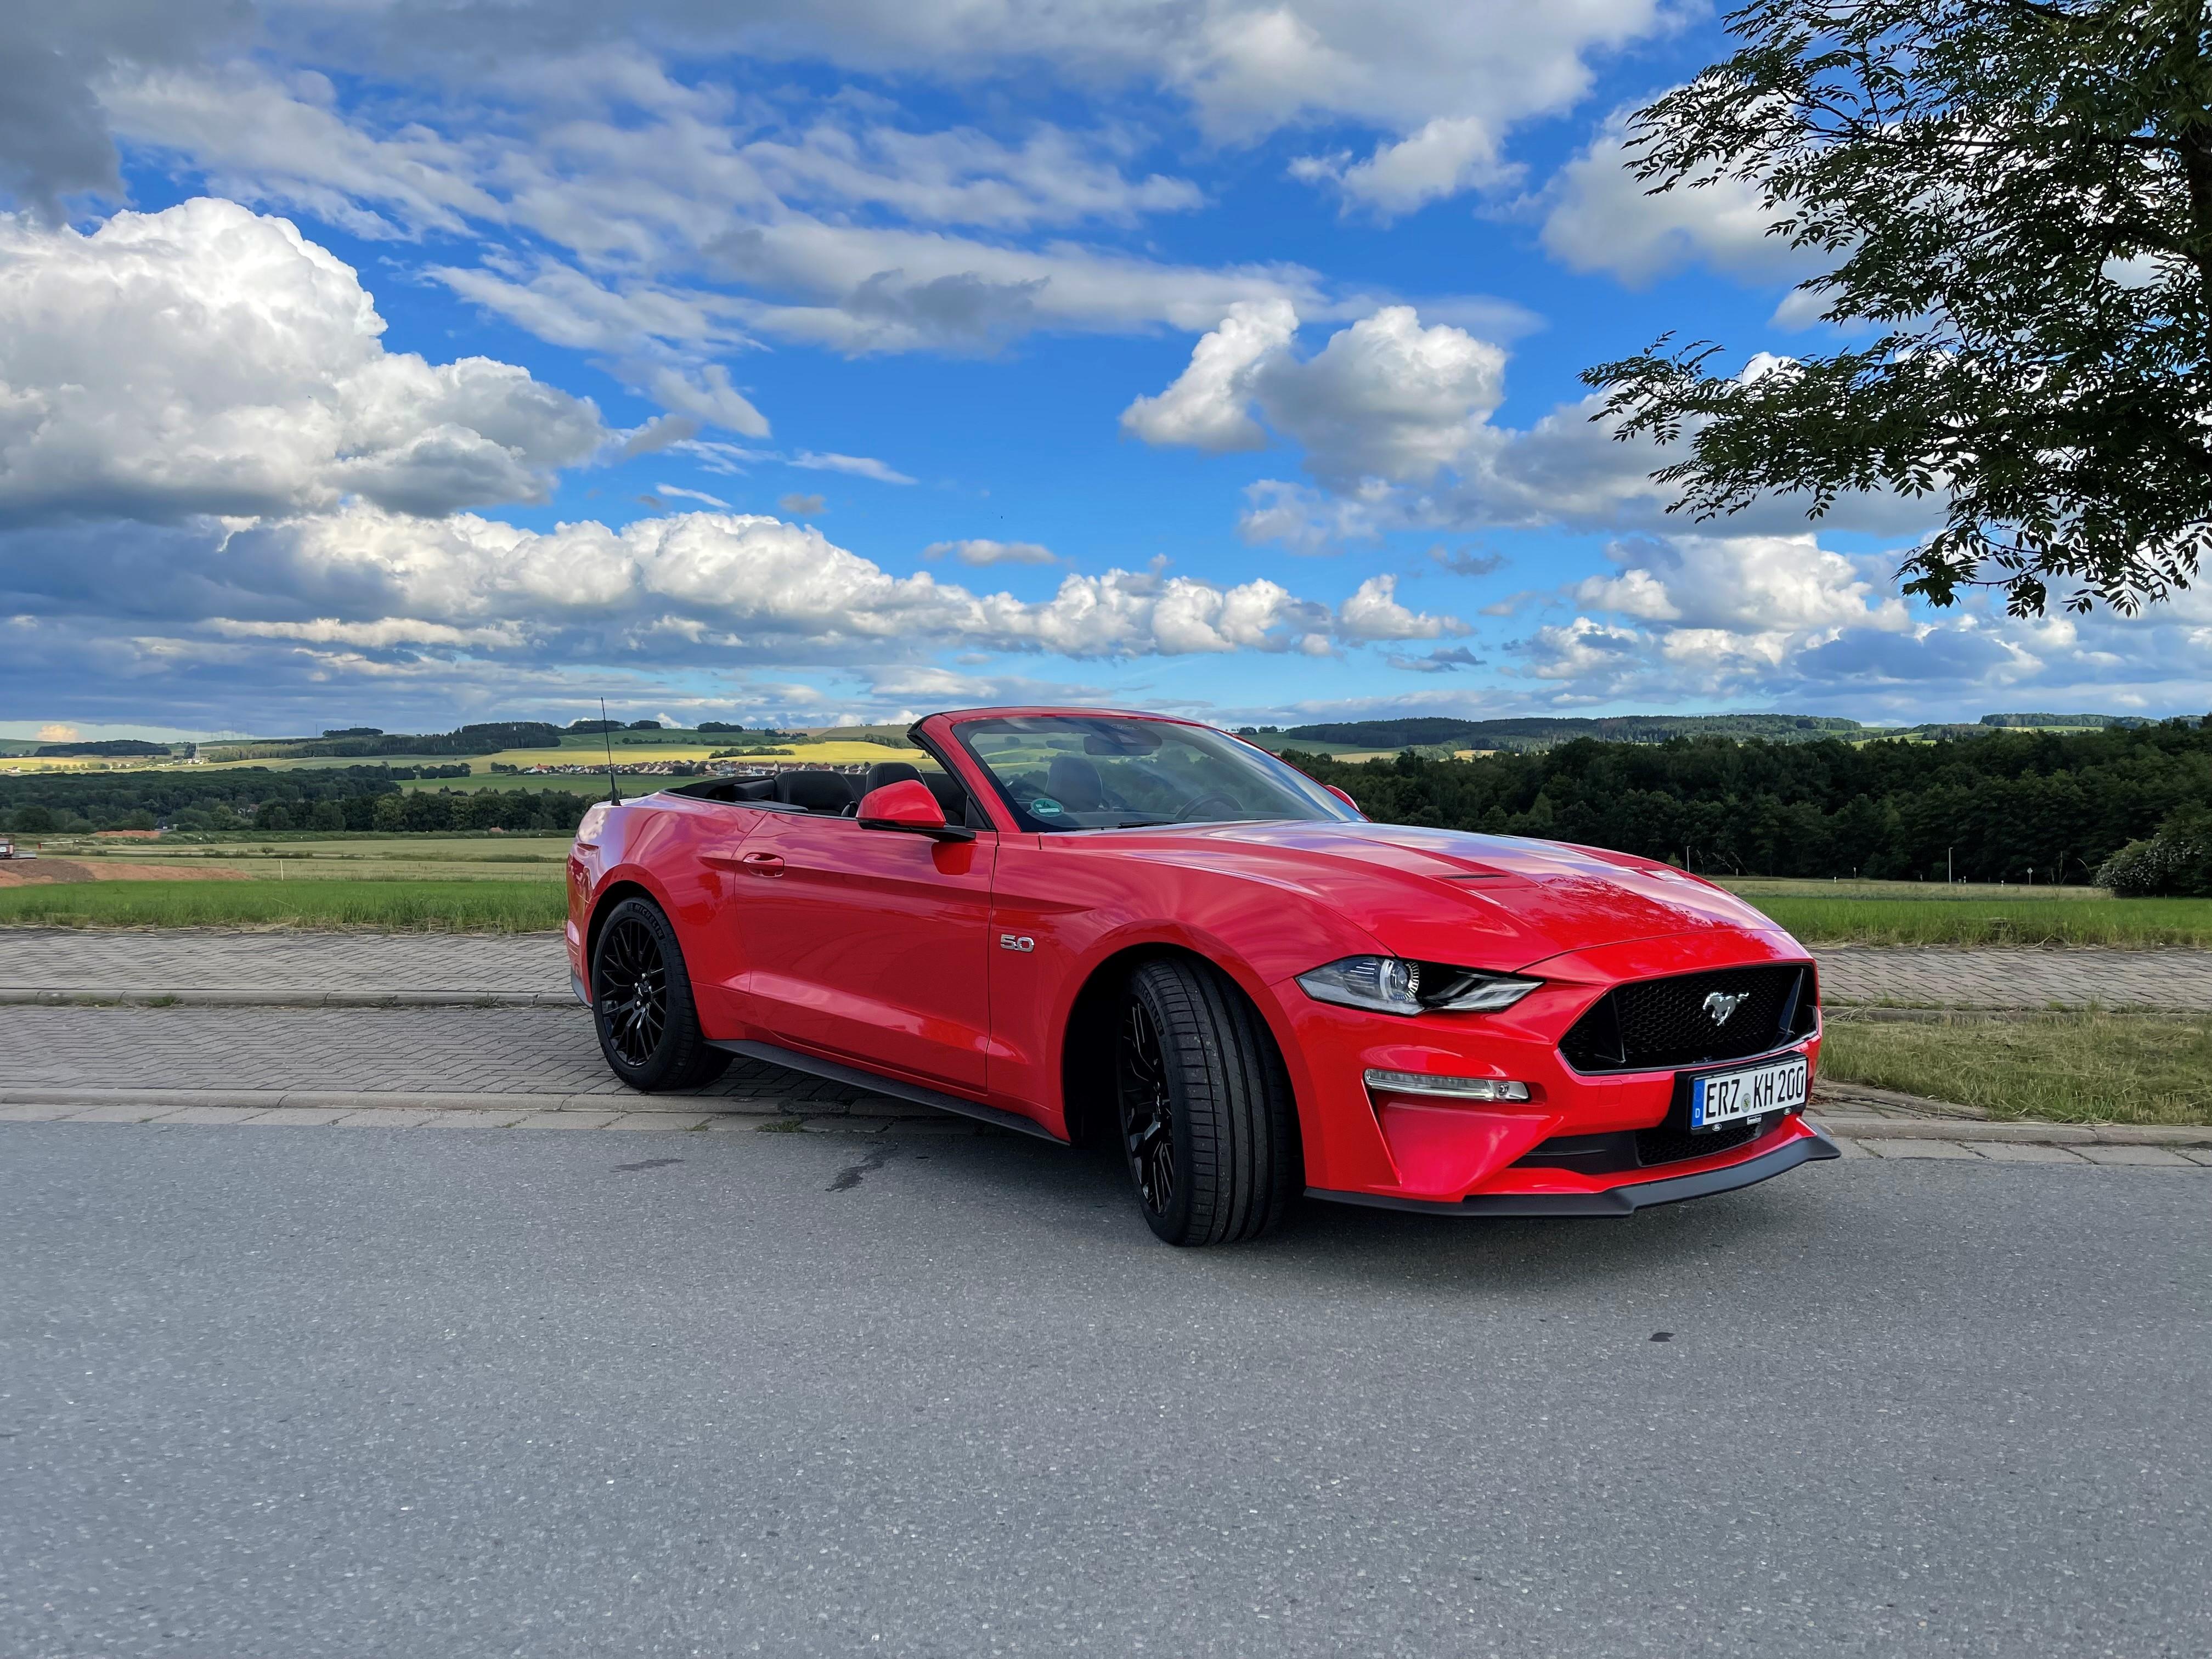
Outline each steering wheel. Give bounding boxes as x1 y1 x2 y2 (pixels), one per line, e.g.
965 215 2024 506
1174 791 1242 822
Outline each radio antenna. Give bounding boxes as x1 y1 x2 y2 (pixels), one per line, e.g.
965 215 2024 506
600 697 622 804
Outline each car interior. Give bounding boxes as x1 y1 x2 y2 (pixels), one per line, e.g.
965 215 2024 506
665 760 975 824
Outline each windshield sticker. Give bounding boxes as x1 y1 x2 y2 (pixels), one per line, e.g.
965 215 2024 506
1029 797 1064 817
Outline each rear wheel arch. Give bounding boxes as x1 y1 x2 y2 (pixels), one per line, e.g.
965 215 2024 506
583 877 662 983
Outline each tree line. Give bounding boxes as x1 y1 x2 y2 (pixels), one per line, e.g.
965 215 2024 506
1283 718 2212 890
0 766 590 836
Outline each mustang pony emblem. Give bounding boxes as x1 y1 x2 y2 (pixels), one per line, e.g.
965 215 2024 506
1703 990 1750 1025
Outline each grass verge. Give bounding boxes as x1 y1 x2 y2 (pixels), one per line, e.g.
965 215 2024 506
1748 896 2212 948
1821 1012 2212 1125
0 878 567 932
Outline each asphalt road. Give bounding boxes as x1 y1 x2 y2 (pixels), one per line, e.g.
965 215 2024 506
4 1125 2208 1658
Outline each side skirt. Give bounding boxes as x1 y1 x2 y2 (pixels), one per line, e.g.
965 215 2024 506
711 1039 1066 1144
1308 1127 1841 1218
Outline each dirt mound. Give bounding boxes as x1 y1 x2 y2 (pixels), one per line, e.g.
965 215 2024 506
0 859 251 887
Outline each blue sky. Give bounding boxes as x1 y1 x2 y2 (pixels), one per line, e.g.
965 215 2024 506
1 1 2205 737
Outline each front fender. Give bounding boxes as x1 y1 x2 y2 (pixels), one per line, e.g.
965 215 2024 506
983 836 1386 1149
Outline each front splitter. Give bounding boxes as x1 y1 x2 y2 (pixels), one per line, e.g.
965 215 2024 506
1307 1126 1841 1217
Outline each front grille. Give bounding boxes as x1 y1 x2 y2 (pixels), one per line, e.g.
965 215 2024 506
1634 1116 1763 1166
1512 1114 1778 1176
1559 964 1814 1074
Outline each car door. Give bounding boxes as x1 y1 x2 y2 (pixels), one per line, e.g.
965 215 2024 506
727 808 996 1094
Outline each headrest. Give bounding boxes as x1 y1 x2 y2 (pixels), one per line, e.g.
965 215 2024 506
866 761 924 793
775 770 854 811
1045 753 1105 811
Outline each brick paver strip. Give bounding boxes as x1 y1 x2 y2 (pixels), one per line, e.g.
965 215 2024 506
0 1005 895 1108
1814 945 2212 1009
0 929 567 997
8 928 2212 1010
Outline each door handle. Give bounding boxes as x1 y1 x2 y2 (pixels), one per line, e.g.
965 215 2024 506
738 851 785 877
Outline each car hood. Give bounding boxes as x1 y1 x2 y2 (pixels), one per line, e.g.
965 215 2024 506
1091 819 1792 972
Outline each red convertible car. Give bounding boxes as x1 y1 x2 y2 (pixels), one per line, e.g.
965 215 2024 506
568 707 1835 1245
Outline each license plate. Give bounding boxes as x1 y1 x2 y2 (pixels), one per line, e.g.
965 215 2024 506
1689 1055 1808 1130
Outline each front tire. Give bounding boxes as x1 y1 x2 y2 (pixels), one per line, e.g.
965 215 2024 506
590 897 731 1092
1116 958 1300 1246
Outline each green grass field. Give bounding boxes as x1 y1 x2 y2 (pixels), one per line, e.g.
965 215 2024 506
1739 894 2212 947
1821 1012 2212 1125
0 878 567 932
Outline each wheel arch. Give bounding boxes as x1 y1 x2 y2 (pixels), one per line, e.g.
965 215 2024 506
1057 940 1303 1161
583 876 663 984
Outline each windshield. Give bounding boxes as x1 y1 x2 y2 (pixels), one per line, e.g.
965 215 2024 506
956 715 1357 833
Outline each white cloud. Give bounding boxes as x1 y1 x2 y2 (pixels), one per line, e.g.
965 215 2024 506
641 364 771 438
1119 299 1296 452
923 539 1060 566
654 483 731 508
1540 107 1816 289
1125 302 1506 489
0 199 605 526
1294 116 1513 219
1334 574 1466 642
4 505 1461 678
791 452 916 485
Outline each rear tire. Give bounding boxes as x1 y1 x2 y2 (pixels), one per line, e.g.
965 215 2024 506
590 897 731 1092
1116 958 1300 1246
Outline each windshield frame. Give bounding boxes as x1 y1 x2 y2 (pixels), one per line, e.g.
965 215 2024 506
949 713 1358 835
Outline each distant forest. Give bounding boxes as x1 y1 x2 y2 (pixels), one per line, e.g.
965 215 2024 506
1283 719 2212 885
0 766 590 836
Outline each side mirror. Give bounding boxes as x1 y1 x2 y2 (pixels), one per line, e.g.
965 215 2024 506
857 778 975 842
1324 784 1363 817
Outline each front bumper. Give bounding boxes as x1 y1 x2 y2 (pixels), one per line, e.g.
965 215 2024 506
1309 1124 1841 1217
1266 932 1826 1205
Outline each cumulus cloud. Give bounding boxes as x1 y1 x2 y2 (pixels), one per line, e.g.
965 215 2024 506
1127 304 1939 552
0 199 605 526
1293 117 1513 220
1119 300 1296 452
1 506 1465 687
1539 106 1817 290
1334 574 1466 642
923 539 1060 567
1495 533 2203 716
1124 303 1505 490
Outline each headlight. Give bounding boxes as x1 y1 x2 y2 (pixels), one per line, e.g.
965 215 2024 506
1295 955 1540 1016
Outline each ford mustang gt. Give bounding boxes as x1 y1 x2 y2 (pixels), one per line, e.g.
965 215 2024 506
568 707 1836 1245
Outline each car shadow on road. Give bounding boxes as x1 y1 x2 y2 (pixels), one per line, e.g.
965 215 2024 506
911 1126 1831 1299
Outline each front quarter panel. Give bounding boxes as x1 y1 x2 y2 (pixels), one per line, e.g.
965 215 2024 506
983 835 1386 1144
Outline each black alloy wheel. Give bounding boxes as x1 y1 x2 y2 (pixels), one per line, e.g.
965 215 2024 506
1115 957 1301 1246
590 896 730 1092
1119 996 1177 1215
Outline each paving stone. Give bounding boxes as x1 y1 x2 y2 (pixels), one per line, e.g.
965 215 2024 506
601 1114 713 1132
410 1110 528 1129
328 1109 431 1128
239 1108 351 1126
0 1005 882 1109
62 1103 176 1122
1816 946 2212 1009
8 927 2210 1011
508 1111 625 1129
2178 1148 2212 1166
2076 1145 2197 1167
0 1101 90 1121
1970 1141 2089 1164
1856 1137 1980 1159
148 1106 270 1125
